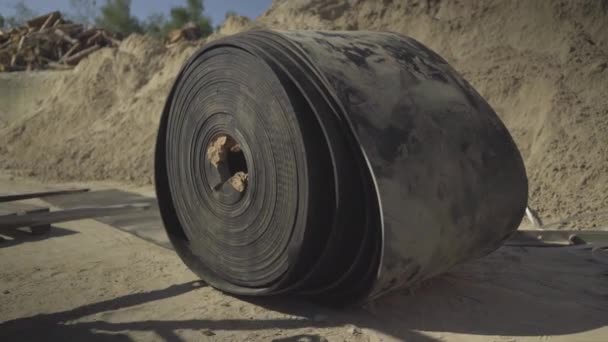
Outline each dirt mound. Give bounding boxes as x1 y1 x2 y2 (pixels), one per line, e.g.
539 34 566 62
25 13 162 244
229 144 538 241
216 15 256 36
1 0 607 227
0 35 199 184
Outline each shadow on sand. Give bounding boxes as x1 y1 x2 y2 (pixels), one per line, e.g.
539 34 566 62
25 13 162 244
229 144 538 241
1 245 606 341
0 225 78 248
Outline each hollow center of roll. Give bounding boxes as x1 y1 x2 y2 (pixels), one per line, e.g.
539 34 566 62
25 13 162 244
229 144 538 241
207 134 248 193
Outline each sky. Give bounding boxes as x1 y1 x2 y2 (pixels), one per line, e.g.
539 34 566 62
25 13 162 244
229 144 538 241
0 0 273 27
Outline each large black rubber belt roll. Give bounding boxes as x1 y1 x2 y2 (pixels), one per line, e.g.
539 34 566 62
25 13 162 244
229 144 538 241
155 30 528 305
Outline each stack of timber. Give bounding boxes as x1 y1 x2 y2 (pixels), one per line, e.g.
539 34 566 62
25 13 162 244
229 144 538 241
0 11 120 72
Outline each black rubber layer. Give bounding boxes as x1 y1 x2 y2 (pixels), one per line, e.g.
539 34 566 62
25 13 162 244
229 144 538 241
155 31 381 305
156 30 528 305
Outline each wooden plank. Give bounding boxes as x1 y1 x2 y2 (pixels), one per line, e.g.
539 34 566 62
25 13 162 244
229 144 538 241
54 29 78 45
0 188 89 203
60 42 81 61
53 23 84 36
507 229 608 246
102 32 121 47
26 11 61 30
0 39 11 49
0 202 48 216
0 203 150 230
39 12 60 32
10 36 25 67
64 44 100 64
86 31 102 46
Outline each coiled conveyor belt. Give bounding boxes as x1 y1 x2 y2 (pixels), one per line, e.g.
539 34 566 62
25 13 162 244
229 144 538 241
155 30 528 305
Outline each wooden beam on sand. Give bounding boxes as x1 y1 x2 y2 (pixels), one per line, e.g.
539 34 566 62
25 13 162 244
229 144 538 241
0 188 90 203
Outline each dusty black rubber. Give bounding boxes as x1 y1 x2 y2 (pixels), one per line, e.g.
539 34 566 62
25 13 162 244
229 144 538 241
155 30 528 305
155 31 380 305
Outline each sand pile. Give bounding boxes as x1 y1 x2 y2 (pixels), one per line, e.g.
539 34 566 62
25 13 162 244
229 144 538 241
1 0 607 226
0 35 199 184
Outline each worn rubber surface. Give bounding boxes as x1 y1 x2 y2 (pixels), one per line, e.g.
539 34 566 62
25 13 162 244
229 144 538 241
155 30 528 304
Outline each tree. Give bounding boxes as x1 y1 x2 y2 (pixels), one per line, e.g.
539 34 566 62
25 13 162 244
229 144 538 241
142 13 166 38
0 15 5 29
163 0 213 37
95 0 142 35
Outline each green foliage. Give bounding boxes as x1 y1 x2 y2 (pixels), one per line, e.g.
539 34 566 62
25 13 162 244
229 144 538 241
95 0 142 35
93 0 214 38
0 15 5 28
162 0 213 38
142 13 165 39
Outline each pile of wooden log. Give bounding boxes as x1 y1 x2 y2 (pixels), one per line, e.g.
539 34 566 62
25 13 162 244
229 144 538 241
166 22 202 45
0 11 121 72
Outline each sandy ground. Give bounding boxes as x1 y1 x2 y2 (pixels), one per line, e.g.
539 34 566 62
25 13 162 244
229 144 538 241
0 176 607 342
